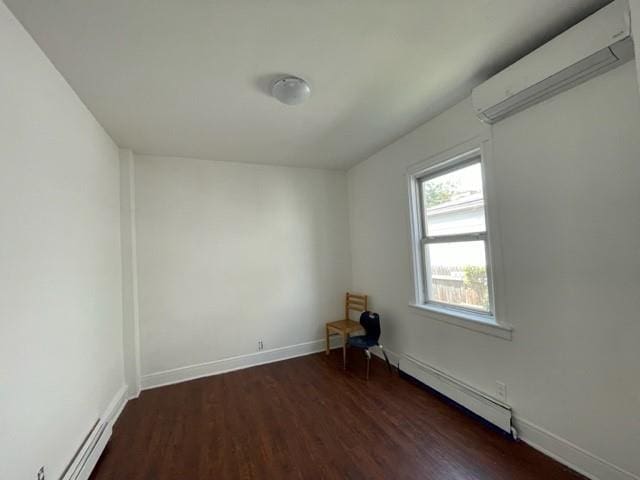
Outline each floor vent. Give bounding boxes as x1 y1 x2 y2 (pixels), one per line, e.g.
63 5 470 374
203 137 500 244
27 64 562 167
401 354 513 435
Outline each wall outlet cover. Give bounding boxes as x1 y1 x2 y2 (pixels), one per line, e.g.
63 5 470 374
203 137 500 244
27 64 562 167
496 381 507 402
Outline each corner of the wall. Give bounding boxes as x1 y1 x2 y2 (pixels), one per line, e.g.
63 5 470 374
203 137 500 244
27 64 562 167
118 148 142 405
127 384 141 401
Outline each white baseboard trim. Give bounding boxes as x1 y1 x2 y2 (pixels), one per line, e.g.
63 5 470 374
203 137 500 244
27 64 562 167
127 384 141 400
400 354 512 434
141 337 342 390
390 351 636 479
387 350 638 480
63 384 128 480
514 417 639 480
105 384 128 426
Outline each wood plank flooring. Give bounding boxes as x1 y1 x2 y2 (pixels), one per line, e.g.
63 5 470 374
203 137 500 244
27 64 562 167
91 350 585 479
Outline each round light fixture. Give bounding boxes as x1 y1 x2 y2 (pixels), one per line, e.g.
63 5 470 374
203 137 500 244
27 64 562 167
271 76 311 105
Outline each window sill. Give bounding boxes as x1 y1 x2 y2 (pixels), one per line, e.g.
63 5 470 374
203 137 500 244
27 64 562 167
409 303 513 340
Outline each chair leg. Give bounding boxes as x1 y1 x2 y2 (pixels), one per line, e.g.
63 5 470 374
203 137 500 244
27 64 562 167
342 332 348 370
365 349 371 380
325 326 330 355
379 344 392 372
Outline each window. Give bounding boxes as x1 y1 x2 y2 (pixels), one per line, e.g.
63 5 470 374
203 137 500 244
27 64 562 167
408 147 497 323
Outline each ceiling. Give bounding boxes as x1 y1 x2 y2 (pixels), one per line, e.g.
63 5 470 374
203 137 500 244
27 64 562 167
6 0 610 170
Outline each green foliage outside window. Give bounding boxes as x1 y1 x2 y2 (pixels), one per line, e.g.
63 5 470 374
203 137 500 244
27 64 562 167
423 181 456 208
463 265 489 309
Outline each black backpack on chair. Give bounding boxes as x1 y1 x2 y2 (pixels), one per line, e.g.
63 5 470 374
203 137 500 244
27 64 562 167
359 311 381 344
347 311 392 379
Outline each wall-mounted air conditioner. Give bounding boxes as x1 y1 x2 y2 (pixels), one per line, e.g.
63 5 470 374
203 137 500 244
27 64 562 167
472 0 634 124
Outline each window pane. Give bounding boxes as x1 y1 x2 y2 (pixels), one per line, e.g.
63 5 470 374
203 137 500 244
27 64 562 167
424 240 489 312
422 162 485 236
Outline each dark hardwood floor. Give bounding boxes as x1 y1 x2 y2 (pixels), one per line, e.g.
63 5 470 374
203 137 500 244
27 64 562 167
91 350 584 480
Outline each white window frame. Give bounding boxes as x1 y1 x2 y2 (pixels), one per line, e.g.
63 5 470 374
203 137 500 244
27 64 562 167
407 136 512 340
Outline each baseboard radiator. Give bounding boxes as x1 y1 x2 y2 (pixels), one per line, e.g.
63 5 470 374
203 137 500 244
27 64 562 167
59 418 112 480
401 354 514 435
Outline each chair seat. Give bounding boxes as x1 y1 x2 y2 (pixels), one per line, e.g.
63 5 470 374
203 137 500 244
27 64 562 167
326 319 363 334
348 335 378 349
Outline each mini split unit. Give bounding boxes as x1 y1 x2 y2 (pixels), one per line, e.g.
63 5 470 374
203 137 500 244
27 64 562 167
472 0 634 124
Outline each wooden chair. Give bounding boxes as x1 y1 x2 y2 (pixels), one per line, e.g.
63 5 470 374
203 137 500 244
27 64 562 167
325 292 368 369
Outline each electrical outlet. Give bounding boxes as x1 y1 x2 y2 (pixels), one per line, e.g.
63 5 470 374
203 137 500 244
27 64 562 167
496 381 507 402
37 466 45 480
258 340 263 351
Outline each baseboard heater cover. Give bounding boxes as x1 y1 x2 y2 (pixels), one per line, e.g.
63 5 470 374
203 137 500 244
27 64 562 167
59 418 112 480
401 354 513 435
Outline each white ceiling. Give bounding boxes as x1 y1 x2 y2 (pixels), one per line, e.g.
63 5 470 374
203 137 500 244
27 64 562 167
7 0 610 170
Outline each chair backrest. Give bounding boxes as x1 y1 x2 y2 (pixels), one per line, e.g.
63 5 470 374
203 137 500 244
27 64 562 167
359 311 381 342
345 292 368 320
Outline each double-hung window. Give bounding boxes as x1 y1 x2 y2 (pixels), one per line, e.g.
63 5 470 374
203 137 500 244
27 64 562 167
409 146 497 323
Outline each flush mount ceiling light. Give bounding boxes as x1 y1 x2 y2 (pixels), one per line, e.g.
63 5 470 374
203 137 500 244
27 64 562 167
271 76 311 105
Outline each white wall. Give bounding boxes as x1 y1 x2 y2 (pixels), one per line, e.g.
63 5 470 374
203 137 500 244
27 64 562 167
0 2 125 479
133 155 350 381
632 0 640 96
348 61 640 478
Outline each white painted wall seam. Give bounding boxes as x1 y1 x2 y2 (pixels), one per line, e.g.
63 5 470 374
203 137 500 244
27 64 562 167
119 148 142 399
